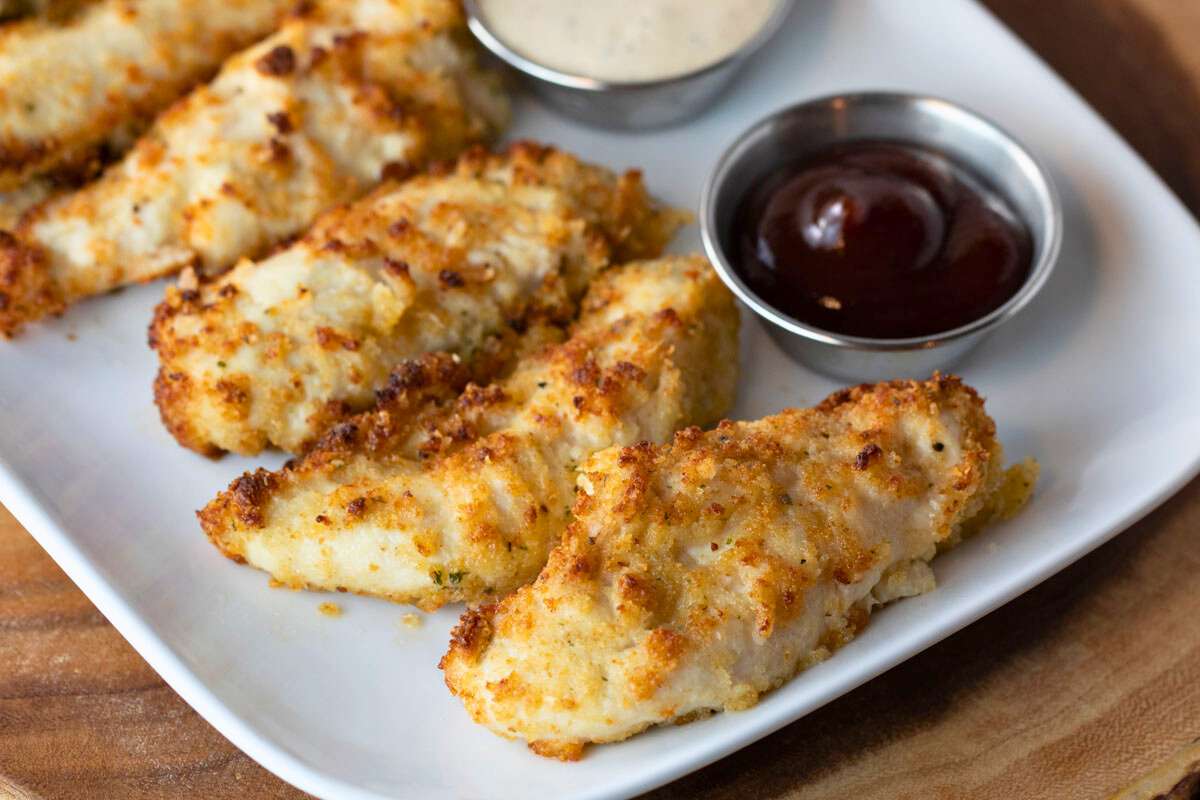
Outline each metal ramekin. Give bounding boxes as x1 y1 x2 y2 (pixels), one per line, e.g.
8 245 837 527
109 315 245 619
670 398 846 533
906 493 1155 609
463 0 796 129
700 91 1063 382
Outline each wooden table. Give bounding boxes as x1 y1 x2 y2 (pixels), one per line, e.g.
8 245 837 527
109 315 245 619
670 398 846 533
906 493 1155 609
3 2 1200 798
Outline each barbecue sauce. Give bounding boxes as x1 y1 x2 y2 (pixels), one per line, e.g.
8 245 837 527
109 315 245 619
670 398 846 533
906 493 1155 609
734 141 1033 339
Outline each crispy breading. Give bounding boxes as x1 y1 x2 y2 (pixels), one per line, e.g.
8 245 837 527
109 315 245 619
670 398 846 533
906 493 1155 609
441 376 1038 760
0 0 291 191
198 256 740 609
0 0 508 336
150 143 685 455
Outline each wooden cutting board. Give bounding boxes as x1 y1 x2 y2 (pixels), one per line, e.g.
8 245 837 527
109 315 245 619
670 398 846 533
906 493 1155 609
3 1 1200 797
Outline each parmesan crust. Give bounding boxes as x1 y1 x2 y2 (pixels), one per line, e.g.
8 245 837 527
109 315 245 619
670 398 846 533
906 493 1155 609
0 0 508 336
441 376 1037 759
150 143 684 455
198 256 739 609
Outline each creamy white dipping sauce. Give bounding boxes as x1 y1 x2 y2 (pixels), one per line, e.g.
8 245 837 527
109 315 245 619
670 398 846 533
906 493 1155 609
477 0 780 83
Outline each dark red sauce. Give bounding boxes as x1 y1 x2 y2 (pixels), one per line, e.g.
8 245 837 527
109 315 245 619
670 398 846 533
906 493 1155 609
734 141 1033 339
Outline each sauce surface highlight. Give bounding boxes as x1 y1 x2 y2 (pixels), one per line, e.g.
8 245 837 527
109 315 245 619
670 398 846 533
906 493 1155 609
734 141 1033 339
478 0 778 83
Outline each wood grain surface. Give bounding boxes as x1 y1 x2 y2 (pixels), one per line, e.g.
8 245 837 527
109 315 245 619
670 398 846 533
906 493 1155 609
3 1 1200 798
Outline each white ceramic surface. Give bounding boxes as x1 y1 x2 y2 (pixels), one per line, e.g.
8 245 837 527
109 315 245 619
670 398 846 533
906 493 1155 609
2 2 1198 798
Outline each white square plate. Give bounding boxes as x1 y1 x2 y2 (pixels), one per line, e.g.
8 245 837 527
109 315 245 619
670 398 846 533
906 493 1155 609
3 1 1199 798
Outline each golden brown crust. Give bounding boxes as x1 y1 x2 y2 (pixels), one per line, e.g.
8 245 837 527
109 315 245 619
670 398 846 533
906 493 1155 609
528 740 585 762
441 603 494 666
442 376 1035 758
150 143 682 455
198 256 739 609
152 366 218 458
0 229 59 335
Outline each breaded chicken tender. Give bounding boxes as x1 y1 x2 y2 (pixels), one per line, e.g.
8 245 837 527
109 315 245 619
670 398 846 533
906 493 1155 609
0 0 291 190
198 256 739 609
0 0 508 336
150 143 684 456
441 376 1037 760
